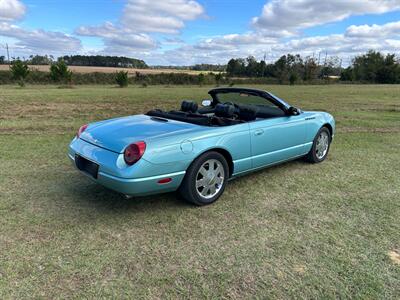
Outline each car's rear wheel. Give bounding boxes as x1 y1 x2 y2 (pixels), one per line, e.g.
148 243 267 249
179 151 229 205
305 127 331 163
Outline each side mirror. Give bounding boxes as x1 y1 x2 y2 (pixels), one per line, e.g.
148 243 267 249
202 99 212 107
288 106 300 116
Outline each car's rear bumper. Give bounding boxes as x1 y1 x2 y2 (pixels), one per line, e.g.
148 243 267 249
69 153 185 196
68 137 186 197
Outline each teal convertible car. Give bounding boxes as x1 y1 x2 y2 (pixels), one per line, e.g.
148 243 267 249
69 88 335 205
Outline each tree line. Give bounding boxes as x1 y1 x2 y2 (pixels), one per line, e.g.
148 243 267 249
226 51 400 84
226 55 342 84
341 51 400 84
61 55 148 68
0 54 148 69
2 50 399 85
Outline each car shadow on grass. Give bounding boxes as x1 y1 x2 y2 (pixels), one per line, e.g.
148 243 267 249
66 179 191 214
65 158 311 214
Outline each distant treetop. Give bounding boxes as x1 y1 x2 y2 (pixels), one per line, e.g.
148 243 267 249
61 55 148 69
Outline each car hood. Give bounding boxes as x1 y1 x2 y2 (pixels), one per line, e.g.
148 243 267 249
80 114 199 153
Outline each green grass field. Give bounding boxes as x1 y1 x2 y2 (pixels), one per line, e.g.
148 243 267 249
1 84 399 298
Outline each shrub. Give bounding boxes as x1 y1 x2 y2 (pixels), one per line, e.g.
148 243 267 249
215 73 223 86
50 60 72 83
115 71 129 87
10 60 29 87
198 73 205 86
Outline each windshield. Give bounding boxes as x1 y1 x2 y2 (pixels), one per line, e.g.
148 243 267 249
215 91 278 108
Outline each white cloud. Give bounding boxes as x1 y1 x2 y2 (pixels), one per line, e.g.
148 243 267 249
76 0 204 54
76 22 157 51
0 0 26 21
0 22 82 53
346 21 400 38
253 0 400 32
122 0 204 34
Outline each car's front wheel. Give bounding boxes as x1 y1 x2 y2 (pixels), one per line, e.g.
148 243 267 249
305 126 332 163
179 151 228 205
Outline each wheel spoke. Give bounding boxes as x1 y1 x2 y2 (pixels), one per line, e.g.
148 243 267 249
196 178 206 188
215 176 223 185
201 186 210 196
214 165 223 176
209 184 216 195
199 166 208 177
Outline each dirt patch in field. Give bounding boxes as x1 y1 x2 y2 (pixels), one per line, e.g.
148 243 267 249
388 250 400 265
293 265 307 274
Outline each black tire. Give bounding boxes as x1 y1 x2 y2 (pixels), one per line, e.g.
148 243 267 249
305 127 331 163
179 151 229 206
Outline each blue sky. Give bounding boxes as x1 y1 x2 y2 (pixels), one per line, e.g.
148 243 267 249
1 0 400 65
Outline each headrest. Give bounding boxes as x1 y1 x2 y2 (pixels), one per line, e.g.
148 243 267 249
181 101 198 113
215 103 235 118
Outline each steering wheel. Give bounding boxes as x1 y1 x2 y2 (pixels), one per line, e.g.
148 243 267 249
223 101 235 106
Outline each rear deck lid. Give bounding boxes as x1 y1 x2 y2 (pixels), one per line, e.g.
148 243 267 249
80 114 198 153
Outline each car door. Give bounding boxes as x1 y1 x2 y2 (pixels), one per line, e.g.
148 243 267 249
250 114 307 169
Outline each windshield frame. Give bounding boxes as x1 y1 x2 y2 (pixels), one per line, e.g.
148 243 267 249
208 87 291 113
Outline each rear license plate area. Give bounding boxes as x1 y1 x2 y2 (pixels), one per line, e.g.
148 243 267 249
75 155 99 179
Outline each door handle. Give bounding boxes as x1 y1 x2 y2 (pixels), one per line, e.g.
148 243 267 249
254 129 264 136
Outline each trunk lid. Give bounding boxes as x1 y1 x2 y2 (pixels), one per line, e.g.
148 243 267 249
80 114 198 153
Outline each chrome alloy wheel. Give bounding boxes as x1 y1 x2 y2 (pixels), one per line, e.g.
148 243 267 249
195 159 225 199
315 131 329 160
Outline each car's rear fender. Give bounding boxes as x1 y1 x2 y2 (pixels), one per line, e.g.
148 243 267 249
143 122 251 176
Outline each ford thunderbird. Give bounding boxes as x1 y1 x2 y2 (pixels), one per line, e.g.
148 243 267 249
69 88 335 205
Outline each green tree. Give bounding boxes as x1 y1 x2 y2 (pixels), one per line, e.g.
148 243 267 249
215 73 223 86
28 55 54 65
245 56 259 77
340 67 354 81
50 60 72 83
346 51 400 83
226 58 246 77
303 57 319 81
198 73 205 86
10 59 30 87
289 73 297 85
115 71 129 87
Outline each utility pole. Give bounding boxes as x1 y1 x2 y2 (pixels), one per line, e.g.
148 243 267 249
6 43 10 65
263 51 267 78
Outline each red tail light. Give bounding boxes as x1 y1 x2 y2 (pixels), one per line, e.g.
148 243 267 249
124 141 146 165
77 124 88 138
